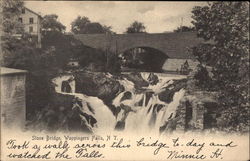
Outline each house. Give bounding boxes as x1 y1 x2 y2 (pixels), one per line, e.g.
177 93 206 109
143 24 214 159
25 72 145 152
18 7 42 48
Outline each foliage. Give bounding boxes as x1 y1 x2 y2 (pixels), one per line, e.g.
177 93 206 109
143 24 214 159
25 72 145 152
1 0 60 120
191 2 249 132
2 35 59 119
174 26 196 32
2 35 37 68
83 22 106 34
41 31 75 69
106 52 121 74
126 21 146 33
71 16 90 34
77 48 106 69
1 0 24 35
1 0 24 65
193 64 212 90
41 14 66 34
71 16 114 34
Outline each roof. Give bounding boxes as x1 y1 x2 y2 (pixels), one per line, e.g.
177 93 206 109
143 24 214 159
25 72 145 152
24 7 42 18
0 67 27 76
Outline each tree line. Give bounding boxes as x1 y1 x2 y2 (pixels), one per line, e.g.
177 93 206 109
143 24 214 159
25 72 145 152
42 15 147 34
43 14 194 34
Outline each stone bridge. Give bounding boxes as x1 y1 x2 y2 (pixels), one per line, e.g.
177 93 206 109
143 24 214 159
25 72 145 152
73 32 203 59
73 32 204 71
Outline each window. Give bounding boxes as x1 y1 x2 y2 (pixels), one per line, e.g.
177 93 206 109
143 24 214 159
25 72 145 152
22 8 25 14
29 26 33 33
29 18 34 24
18 18 22 23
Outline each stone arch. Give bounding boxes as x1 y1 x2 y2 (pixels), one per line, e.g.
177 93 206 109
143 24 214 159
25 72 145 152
118 46 169 72
117 45 169 58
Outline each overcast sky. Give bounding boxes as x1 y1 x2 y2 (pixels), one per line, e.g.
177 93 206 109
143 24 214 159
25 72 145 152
25 1 206 33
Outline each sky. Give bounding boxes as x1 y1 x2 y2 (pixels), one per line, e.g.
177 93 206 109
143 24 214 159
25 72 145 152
25 1 206 33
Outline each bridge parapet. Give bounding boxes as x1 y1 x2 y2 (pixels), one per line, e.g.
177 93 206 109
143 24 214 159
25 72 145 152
73 32 204 59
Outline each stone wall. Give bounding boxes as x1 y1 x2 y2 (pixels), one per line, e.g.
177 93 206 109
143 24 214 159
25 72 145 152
175 90 218 131
1 68 27 129
162 59 199 72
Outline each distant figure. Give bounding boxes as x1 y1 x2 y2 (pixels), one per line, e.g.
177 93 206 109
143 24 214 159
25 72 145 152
61 77 74 93
182 60 190 74
180 60 190 75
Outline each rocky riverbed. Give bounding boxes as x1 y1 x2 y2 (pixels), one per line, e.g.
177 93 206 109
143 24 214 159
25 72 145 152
27 71 188 134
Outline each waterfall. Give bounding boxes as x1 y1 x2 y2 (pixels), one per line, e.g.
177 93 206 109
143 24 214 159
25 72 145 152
52 76 116 134
52 72 185 134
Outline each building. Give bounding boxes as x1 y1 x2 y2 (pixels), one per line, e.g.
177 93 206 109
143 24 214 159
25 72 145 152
18 7 42 48
0 67 27 129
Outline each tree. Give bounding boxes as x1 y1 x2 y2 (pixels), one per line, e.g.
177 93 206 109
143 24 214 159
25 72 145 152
1 0 59 119
71 16 114 34
102 25 115 34
1 0 24 35
1 0 25 66
174 26 196 32
191 2 249 132
41 14 66 34
71 16 90 34
126 21 146 33
84 22 104 34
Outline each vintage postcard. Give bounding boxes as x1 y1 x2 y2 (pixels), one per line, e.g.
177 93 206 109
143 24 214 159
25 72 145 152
0 1 249 161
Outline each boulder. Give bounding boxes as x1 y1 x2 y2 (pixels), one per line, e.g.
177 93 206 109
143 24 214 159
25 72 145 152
120 91 132 102
158 79 187 103
147 73 159 85
115 121 125 131
51 93 75 110
122 72 149 88
75 72 124 103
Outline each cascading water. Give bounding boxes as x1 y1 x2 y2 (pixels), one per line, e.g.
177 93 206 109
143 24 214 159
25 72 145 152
52 72 185 135
53 75 116 134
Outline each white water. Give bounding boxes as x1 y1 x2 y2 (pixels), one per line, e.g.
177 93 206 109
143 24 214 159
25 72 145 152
53 75 116 134
52 73 185 134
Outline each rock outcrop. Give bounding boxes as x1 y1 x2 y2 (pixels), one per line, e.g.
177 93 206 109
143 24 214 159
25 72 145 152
122 72 149 89
74 72 124 113
158 78 187 103
147 72 159 85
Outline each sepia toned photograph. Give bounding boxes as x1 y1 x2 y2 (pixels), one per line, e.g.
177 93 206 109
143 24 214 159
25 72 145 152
0 1 249 160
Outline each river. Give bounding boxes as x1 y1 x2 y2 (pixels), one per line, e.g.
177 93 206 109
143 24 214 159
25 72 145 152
52 72 186 135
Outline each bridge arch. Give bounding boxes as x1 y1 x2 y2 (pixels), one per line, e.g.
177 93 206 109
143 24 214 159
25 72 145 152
117 46 169 58
118 46 169 72
73 32 203 59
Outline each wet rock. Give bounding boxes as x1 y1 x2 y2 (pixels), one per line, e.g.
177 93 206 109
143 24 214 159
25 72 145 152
120 103 133 112
134 91 154 107
51 93 75 110
104 103 117 116
114 106 122 118
120 91 132 102
145 92 154 106
158 79 187 103
134 98 143 106
122 72 149 88
160 118 177 134
75 72 124 113
147 73 159 85
80 113 97 127
86 102 95 114
115 121 125 131
153 104 164 113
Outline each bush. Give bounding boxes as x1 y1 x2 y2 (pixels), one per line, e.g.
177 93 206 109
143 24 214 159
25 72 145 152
193 64 212 90
191 2 249 132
